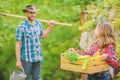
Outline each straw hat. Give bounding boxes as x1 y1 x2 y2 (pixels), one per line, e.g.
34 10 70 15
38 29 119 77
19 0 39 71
23 4 39 12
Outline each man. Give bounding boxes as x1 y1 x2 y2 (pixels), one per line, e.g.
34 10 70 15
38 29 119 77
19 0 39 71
15 4 55 80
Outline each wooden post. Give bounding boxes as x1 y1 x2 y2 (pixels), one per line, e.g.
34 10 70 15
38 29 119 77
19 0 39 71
80 11 88 26
80 11 88 80
81 74 87 80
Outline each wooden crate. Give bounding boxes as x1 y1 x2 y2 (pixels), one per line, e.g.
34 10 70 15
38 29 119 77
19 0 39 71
60 54 110 74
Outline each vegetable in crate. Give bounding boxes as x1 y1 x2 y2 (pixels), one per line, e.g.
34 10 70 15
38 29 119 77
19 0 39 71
78 55 91 70
66 51 78 61
68 48 80 54
61 48 80 61
92 51 101 61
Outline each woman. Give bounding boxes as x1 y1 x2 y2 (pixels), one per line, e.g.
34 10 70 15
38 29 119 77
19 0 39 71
87 22 119 80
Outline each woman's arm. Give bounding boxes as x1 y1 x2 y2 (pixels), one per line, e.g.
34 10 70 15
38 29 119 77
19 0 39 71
101 45 119 69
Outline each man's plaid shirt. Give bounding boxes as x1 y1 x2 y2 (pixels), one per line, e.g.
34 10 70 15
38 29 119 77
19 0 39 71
15 19 43 62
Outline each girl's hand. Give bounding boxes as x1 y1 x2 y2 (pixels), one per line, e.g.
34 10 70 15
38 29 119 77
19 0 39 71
100 54 108 60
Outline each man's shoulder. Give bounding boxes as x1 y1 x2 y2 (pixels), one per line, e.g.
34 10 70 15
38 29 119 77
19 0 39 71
17 20 27 28
35 20 42 25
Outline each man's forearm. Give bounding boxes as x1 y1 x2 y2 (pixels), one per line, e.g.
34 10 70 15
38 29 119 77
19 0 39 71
41 27 53 38
41 20 55 38
15 41 21 61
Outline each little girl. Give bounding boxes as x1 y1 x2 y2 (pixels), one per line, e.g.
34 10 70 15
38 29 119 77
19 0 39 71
86 22 119 80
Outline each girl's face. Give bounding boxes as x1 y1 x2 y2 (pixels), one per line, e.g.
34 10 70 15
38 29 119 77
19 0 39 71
94 25 99 39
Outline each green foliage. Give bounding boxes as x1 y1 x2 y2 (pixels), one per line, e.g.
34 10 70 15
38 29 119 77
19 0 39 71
79 21 96 32
80 1 120 46
85 0 120 55
2 0 120 79
79 0 120 79
0 0 100 80
0 0 82 80
86 0 120 29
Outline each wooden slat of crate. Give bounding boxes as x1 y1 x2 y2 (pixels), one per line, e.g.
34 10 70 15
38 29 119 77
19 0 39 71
91 60 110 74
60 54 110 74
60 54 93 74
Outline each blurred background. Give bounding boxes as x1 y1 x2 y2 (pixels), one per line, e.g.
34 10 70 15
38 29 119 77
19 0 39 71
0 0 120 80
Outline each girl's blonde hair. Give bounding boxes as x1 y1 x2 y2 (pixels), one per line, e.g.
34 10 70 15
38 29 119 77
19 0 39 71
95 22 116 49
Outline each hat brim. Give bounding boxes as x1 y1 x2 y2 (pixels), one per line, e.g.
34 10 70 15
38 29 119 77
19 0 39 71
23 9 39 13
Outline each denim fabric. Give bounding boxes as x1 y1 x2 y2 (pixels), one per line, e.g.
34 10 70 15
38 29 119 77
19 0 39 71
21 60 42 80
87 72 109 80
